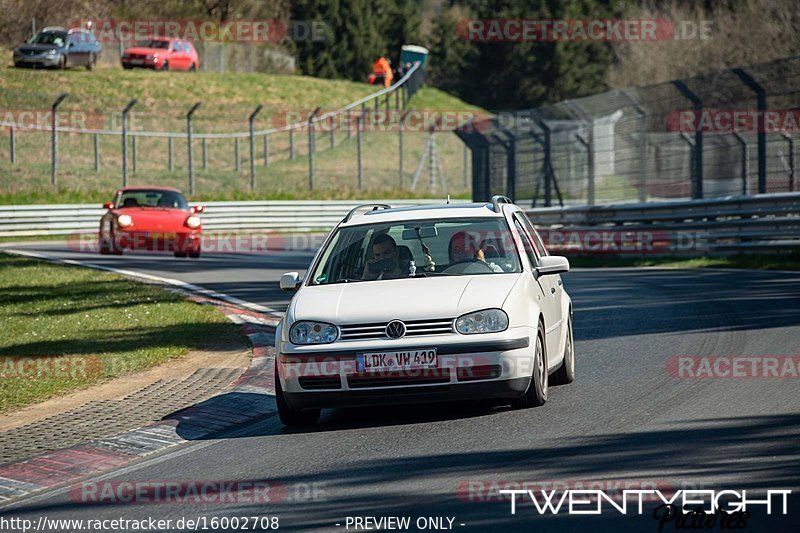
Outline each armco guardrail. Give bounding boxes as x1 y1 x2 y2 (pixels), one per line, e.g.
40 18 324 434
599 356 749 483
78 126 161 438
0 199 466 237
526 192 800 255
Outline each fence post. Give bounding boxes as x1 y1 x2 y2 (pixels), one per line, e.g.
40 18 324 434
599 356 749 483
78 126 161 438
93 133 99 172
51 93 68 186
132 135 137 174
234 137 241 171
782 133 796 191
121 99 136 187
168 137 173 171
575 124 595 206
289 128 295 159
249 105 263 191
463 143 468 188
202 138 208 170
733 68 766 194
398 111 407 187
186 102 201 195
357 111 364 190
672 80 703 199
732 132 749 195
308 107 320 191
329 116 335 149
263 134 269 167
9 126 15 164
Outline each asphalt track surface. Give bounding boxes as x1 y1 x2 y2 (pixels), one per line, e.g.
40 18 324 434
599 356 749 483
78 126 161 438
2 243 800 532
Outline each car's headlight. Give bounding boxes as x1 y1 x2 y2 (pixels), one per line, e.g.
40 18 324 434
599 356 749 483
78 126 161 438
185 215 201 229
146 54 155 60
117 214 133 227
455 309 509 334
47 49 57 55
289 321 339 344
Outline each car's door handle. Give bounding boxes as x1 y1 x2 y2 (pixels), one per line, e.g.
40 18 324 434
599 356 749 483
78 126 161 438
550 287 556 294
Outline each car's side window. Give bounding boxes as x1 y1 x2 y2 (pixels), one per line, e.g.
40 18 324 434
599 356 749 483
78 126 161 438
519 212 549 257
183 43 191 52
172 42 181 52
512 217 538 268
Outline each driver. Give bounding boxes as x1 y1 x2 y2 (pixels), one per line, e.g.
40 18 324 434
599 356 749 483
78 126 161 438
363 234 406 280
448 231 504 272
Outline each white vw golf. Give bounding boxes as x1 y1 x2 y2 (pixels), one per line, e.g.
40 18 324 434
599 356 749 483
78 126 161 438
275 196 574 426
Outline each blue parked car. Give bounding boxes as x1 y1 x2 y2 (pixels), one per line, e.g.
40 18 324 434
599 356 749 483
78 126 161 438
13 27 102 70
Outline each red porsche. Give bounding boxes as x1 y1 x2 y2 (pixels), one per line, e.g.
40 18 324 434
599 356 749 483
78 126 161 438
99 187 204 258
121 38 199 71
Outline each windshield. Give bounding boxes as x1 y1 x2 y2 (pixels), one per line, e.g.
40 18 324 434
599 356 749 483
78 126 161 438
310 217 521 285
135 40 171 49
30 32 66 46
115 190 188 209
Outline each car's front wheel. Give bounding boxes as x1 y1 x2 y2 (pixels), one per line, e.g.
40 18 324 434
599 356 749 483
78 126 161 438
86 53 96 70
275 361 321 427
512 324 548 408
551 316 575 385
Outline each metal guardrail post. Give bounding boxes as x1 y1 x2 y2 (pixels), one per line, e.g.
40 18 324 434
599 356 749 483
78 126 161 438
249 105 263 190
168 137 173 171
121 99 136 187
308 107 320 190
51 93 68 186
672 80 703 199
202 138 208 170
263 134 269 167
329 116 335 149
733 68 767 194
781 133 795 192
132 135 137 174
9 126 15 164
398 111 407 187
289 128 295 159
186 102 201 195
93 133 99 172
732 132 749 195
356 111 364 190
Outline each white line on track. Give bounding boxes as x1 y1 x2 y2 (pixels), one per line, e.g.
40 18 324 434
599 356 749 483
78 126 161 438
3 248 284 316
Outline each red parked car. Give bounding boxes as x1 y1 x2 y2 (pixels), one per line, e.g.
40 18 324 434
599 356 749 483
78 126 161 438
121 38 199 71
99 187 203 257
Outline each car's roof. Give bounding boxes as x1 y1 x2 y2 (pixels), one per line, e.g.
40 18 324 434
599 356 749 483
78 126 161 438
341 202 509 227
116 186 183 193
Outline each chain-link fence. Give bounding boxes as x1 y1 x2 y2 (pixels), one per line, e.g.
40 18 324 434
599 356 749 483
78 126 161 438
459 56 800 206
0 61 471 199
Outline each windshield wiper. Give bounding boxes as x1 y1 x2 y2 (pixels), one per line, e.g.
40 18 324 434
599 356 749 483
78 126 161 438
326 278 366 284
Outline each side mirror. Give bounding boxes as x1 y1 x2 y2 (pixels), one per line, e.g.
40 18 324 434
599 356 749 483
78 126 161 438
280 272 301 292
192 205 205 214
103 202 113 209
536 256 570 276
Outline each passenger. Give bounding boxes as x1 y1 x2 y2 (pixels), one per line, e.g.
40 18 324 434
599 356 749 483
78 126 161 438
363 234 406 280
448 231 504 272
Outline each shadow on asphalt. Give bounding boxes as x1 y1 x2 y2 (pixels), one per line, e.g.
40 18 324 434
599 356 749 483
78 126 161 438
6 413 799 532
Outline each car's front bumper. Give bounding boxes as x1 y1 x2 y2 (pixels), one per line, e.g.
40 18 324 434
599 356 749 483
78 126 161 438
110 230 200 252
278 327 536 410
14 55 61 67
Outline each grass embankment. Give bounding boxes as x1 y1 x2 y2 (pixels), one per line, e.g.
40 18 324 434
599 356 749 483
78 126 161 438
0 60 482 204
567 253 800 271
0 252 244 412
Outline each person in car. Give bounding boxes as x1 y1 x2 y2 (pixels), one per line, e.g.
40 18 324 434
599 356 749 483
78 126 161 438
448 231 504 272
363 234 407 280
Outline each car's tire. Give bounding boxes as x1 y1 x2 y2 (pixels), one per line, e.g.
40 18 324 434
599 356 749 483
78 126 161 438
551 315 575 385
188 249 201 258
162 61 169 71
275 361 321 427
122 64 132 70
189 63 196 72
512 323 548 408
86 53 96 70
100 232 123 255
58 56 66 70
174 251 187 258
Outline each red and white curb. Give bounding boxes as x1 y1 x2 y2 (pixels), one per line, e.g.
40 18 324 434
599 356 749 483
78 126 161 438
0 288 282 504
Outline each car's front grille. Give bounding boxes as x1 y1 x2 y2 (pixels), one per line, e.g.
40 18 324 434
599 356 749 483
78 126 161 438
347 369 451 388
339 318 454 340
298 375 341 390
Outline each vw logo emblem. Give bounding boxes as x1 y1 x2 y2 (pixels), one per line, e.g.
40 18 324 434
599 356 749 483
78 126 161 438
385 320 406 339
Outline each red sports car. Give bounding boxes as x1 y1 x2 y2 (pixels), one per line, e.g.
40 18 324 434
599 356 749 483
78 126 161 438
121 38 199 71
99 187 203 257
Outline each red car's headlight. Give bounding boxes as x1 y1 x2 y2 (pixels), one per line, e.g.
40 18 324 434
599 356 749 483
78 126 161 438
185 215 201 229
117 214 133 228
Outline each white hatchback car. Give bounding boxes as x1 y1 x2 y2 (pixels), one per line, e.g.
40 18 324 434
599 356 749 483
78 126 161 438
275 196 574 426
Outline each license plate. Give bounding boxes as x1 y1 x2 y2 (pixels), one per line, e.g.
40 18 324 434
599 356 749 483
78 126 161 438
131 59 143 64
356 348 437 373
146 232 177 240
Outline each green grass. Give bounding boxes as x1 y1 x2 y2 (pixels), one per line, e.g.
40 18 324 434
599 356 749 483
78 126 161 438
0 252 244 412
0 64 481 205
567 253 800 270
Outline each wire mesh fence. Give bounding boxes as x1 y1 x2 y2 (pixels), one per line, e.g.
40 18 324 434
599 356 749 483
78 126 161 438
0 61 471 200
458 56 800 206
